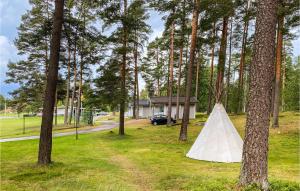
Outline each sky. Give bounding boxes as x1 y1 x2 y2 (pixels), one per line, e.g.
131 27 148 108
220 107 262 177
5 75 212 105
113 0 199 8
0 0 299 98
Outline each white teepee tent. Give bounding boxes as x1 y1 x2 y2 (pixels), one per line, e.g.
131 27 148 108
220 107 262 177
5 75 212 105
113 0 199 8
186 103 243 163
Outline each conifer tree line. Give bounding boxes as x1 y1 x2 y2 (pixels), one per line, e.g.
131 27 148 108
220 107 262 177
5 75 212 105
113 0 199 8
6 0 299 128
4 0 300 188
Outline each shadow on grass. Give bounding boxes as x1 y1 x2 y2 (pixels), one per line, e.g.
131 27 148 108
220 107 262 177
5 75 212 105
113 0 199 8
8 162 69 182
97 130 136 141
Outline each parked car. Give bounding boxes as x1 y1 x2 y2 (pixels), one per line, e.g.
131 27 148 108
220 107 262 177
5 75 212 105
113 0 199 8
95 112 108 116
150 114 176 125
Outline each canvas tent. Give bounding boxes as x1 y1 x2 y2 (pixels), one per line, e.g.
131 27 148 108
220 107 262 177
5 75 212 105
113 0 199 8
186 104 243 163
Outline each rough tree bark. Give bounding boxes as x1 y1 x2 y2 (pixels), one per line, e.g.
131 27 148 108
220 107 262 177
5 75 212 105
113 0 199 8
119 0 127 135
239 0 278 189
215 16 229 103
167 17 175 126
38 0 64 165
272 15 284 128
207 22 216 114
179 0 200 141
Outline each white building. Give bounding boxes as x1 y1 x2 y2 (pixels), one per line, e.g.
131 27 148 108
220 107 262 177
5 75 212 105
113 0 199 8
126 96 197 119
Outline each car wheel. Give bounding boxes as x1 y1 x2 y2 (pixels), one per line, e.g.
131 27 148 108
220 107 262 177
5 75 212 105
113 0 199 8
153 122 157 126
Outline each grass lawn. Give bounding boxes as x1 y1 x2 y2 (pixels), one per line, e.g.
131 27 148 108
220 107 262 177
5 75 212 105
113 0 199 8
0 115 104 139
0 112 299 191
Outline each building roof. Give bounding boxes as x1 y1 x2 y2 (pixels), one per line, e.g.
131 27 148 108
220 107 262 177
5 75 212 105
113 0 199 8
138 99 150 106
129 99 150 106
150 96 197 104
129 97 197 107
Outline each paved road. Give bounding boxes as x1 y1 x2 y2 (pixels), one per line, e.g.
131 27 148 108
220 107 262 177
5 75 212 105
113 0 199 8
0 121 118 143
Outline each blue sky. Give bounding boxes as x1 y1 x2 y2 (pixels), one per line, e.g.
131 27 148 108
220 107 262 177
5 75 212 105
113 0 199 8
0 0 299 98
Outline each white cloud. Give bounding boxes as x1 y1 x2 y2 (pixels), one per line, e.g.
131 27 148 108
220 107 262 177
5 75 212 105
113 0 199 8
0 35 17 63
0 35 22 97
292 38 300 56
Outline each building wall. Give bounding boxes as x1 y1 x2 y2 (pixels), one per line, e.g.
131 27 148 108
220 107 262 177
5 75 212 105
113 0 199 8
162 105 195 119
126 106 152 118
142 107 151 118
127 104 196 119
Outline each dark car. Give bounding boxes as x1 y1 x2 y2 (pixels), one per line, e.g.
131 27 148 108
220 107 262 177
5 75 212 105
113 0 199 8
150 114 176 125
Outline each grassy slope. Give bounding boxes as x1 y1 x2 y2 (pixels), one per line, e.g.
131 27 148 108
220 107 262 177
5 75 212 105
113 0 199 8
0 112 299 191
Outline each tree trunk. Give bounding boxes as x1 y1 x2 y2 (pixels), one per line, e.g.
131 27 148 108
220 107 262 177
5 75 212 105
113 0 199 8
38 0 64 165
225 19 233 110
272 16 284 128
195 51 200 102
76 58 83 127
44 0 50 76
69 41 77 125
119 0 127 135
156 45 161 96
54 89 58 126
176 46 183 120
176 0 186 120
184 34 190 87
237 9 250 113
133 39 139 119
215 16 229 103
76 12 85 128
239 0 278 189
64 44 71 125
136 70 139 119
281 43 286 112
167 18 175 126
133 82 136 119
45 39 49 76
207 22 216 114
179 0 200 141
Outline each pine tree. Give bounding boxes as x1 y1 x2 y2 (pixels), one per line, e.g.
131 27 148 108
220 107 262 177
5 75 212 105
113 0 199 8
6 0 54 112
237 0 251 113
38 0 65 165
141 37 169 97
179 0 200 141
128 0 151 120
239 0 278 189
272 0 299 127
175 0 187 120
215 16 229 102
207 22 216 114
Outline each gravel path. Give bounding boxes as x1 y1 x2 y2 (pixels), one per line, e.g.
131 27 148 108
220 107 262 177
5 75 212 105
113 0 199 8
0 121 118 143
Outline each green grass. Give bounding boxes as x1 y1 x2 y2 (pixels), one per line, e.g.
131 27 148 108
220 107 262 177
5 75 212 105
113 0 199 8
1 112 299 191
0 116 65 138
0 115 103 138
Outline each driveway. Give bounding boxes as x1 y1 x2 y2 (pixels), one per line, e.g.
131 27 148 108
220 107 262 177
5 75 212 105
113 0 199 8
0 121 118 143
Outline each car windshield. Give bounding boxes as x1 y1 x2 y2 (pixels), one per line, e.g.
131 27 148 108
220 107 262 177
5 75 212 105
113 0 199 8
152 114 167 118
